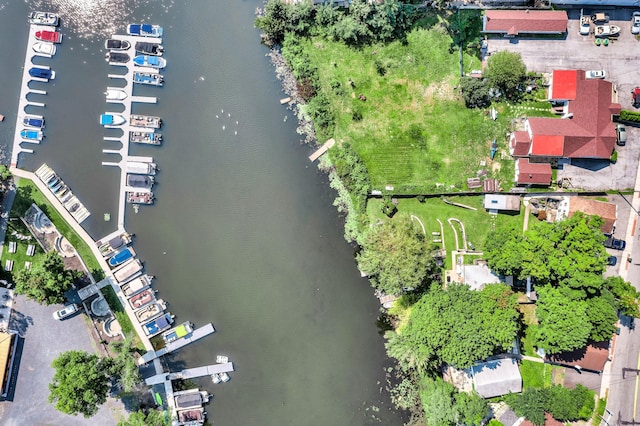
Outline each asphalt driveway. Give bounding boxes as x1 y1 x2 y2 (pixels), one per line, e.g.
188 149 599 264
0 295 127 425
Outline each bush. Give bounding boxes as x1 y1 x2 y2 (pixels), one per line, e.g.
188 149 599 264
620 109 640 123
611 150 618 163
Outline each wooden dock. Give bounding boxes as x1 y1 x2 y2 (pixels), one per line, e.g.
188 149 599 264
138 323 216 365
308 138 335 162
145 362 234 385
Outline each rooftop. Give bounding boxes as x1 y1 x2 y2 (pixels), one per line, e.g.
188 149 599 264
483 10 568 35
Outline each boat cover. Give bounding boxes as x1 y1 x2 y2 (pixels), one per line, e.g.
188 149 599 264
29 68 51 78
129 24 141 34
24 118 43 127
107 52 130 63
142 24 153 33
100 115 114 125
135 42 161 54
127 174 153 188
175 393 203 409
108 236 124 250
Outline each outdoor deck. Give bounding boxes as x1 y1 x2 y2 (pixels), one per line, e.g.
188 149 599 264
138 323 216 365
145 362 234 385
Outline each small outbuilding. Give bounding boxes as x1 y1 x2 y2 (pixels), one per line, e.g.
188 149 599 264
515 159 552 186
484 194 521 213
483 10 568 36
469 357 522 398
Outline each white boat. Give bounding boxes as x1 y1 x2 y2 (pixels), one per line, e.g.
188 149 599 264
211 374 221 384
219 372 230 382
127 24 163 38
100 113 126 126
595 24 621 37
32 42 56 56
216 355 229 364
28 11 59 26
105 89 127 101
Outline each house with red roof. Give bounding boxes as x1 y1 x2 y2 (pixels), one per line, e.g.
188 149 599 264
483 10 568 36
515 158 552 186
509 70 621 162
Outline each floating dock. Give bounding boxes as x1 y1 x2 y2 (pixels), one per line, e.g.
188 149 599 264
138 323 216 365
35 164 91 223
145 362 234 385
308 138 336 162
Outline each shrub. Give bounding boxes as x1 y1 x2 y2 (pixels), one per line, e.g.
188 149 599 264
611 150 618 163
620 109 640 123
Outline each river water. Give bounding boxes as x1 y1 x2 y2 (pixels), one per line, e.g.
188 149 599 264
0 1 402 425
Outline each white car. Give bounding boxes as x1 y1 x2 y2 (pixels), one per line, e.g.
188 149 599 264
632 11 640 35
585 70 606 79
580 15 590 35
53 304 79 320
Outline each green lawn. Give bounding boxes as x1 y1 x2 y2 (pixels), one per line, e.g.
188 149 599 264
13 178 101 275
0 218 45 281
520 360 552 389
367 196 524 268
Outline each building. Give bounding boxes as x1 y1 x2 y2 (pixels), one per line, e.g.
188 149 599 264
484 194 521 213
482 10 568 36
564 197 617 234
515 158 552 186
469 358 523 398
550 0 639 5
547 340 610 373
509 70 621 161
0 330 18 398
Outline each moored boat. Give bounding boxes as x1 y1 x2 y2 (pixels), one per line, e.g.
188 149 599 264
23 115 44 128
105 51 130 64
29 66 55 80
133 71 163 86
135 42 164 56
127 192 155 204
35 30 62 43
20 129 43 141
143 313 174 337
216 355 229 364
126 161 157 176
100 114 126 126
595 24 621 37
133 55 166 69
126 174 155 190
130 114 162 129
128 289 155 310
32 42 56 56
162 322 193 343
28 11 59 26
105 39 131 51
130 131 162 145
105 88 127 101
127 23 163 38
108 247 136 268
135 301 166 323
121 275 152 297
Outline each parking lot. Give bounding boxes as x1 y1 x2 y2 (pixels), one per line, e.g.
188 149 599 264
0 296 127 425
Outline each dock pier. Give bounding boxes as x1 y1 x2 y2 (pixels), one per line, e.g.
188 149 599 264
308 138 336 162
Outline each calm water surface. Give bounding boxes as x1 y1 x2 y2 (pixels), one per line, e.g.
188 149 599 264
0 1 402 424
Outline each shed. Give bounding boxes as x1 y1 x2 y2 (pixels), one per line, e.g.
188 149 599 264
469 358 522 398
515 159 552 186
484 194 521 213
483 10 568 36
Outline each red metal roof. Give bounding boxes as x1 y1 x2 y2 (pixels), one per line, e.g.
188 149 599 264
484 10 568 35
550 70 578 100
516 159 552 185
531 134 564 156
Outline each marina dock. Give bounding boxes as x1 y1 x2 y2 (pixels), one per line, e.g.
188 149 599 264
308 138 335 162
138 323 216 365
145 362 234 385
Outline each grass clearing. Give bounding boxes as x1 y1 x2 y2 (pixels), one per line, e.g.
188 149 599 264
0 217 45 281
102 284 143 350
520 360 552 389
367 196 524 268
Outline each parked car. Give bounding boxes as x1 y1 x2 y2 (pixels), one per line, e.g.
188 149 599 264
53 304 79 320
604 236 626 250
586 70 606 79
580 14 590 35
632 11 640 35
607 256 617 266
617 124 627 146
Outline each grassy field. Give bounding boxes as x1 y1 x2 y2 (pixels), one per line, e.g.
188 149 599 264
0 218 44 281
520 359 552 389
13 178 101 275
367 196 525 268
304 17 554 193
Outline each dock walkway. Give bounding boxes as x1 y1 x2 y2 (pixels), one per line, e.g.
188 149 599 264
145 362 235 385
138 323 216 365
308 138 335 162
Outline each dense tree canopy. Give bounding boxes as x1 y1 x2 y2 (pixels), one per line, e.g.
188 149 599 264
485 51 527 99
505 385 595 425
604 276 640 318
49 350 114 418
357 215 434 295
118 409 169 426
388 284 519 369
419 377 488 426
459 77 491 108
15 251 76 305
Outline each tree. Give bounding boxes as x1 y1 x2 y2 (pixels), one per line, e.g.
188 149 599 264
459 77 491 108
118 409 170 426
396 284 519 369
420 377 459 426
505 388 548 426
604 276 640 317
585 295 618 341
535 286 591 354
456 391 489 425
255 0 293 45
49 350 114 418
111 340 142 392
485 51 526 99
357 215 433 295
15 251 76 305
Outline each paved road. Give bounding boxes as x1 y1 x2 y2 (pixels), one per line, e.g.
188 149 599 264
0 295 127 425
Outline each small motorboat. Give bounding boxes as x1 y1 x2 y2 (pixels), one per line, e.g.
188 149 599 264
21 129 43 141
105 88 127 101
32 42 56 56
162 322 193 343
133 55 166 69
129 289 155 310
133 71 163 86
127 24 163 38
28 11 59 26
595 24 621 37
126 174 155 190
129 131 162 145
219 372 230 383
105 39 131 51
23 115 44 128
35 30 62 43
105 52 130 64
29 66 55 80
216 355 229 364
135 302 165 323
127 192 155 204
100 114 126 126
108 247 135 268
143 313 174 336
135 42 163 56
130 114 162 129
211 374 221 384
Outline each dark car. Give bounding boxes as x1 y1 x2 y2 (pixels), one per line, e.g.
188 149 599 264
607 256 617 266
604 236 626 250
